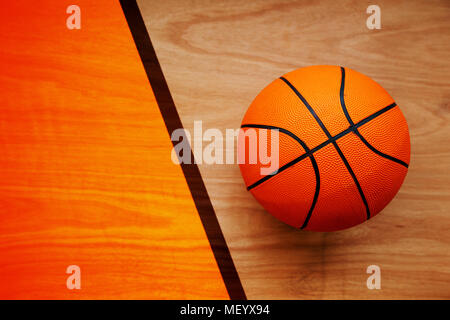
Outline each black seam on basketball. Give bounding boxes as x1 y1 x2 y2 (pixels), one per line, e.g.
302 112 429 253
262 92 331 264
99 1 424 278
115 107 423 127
332 140 371 220
301 157 320 229
240 124 320 229
280 75 371 219
339 67 356 126
241 124 312 190
280 77 333 139
241 101 397 190
339 67 408 168
353 130 409 167
241 124 310 151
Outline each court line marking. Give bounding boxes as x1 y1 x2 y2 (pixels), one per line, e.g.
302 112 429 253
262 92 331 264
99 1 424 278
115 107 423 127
120 0 246 300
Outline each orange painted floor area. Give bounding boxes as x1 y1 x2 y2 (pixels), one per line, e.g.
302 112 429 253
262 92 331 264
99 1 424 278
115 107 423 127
0 0 228 299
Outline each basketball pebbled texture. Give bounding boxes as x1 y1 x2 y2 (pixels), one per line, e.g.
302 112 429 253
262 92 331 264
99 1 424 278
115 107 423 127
238 65 410 232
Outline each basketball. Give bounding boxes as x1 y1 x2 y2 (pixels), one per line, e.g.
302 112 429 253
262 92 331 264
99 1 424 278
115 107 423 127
238 65 410 232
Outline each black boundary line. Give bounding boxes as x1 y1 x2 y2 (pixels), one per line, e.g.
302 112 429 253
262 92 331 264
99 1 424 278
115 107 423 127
119 0 246 300
279 76 371 220
240 124 320 228
339 67 409 168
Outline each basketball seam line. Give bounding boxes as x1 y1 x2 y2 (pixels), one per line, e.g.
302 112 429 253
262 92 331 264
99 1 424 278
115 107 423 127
279 77 333 139
331 140 370 220
242 101 397 190
281 76 370 219
240 124 320 228
339 67 409 168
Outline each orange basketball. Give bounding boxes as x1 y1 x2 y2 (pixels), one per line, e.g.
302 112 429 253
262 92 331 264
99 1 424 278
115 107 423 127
238 65 410 231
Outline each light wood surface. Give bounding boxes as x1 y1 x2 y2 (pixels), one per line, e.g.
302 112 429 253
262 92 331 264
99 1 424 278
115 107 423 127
139 0 450 299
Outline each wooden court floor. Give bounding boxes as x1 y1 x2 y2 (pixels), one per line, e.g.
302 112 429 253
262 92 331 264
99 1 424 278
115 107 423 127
0 0 448 299
138 0 450 299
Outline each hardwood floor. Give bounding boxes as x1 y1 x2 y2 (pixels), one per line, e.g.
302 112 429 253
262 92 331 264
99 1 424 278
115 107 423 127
138 0 450 299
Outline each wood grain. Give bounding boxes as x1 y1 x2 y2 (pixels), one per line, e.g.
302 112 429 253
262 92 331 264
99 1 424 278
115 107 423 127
0 0 228 299
138 0 450 299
